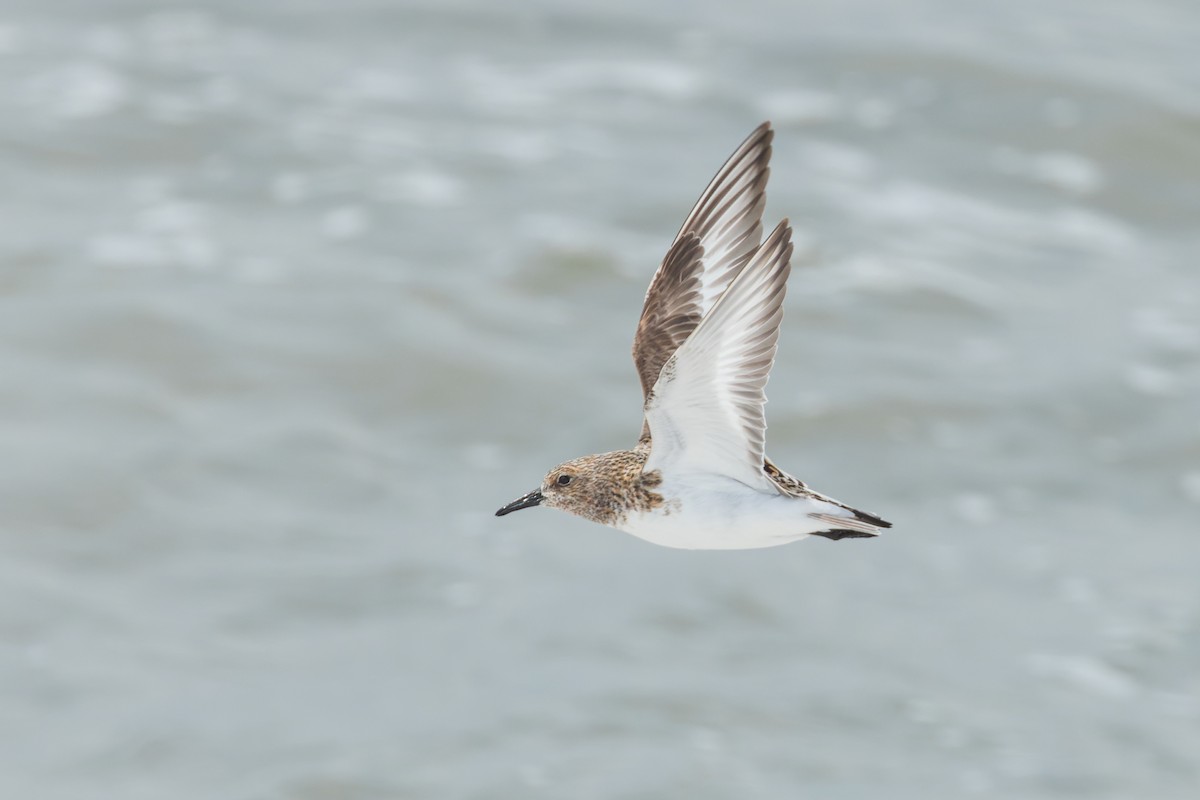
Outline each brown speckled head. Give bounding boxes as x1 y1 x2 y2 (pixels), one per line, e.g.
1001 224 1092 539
495 447 664 527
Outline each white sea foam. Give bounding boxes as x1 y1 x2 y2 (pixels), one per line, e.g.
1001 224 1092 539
1131 307 1200 352
86 233 167 268
991 147 1104 195
543 60 701 100
953 492 997 525
1025 653 1138 699
375 170 463 208
757 89 843 124
27 61 127 118
321 206 370 240
1124 363 1178 396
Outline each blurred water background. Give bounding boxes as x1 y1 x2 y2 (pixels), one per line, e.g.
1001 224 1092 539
2 1 1199 797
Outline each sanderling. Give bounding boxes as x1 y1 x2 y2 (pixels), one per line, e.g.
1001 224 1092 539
496 122 891 549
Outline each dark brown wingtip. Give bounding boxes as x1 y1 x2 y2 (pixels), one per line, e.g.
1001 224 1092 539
762 218 793 253
750 121 774 150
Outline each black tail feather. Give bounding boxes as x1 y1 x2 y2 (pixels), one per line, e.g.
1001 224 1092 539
812 528 879 541
851 508 891 528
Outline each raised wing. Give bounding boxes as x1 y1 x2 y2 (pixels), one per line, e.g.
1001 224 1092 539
642 221 793 490
633 122 773 404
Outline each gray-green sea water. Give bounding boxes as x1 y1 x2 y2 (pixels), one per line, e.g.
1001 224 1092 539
2 1 1198 797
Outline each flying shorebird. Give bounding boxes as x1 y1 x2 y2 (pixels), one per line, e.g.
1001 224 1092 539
496 122 891 549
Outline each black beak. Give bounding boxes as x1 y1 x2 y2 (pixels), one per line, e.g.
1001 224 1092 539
495 489 544 517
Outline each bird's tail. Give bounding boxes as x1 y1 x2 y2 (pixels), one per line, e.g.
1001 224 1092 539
808 505 892 541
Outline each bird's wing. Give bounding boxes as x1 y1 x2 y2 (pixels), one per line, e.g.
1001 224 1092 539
632 122 773 407
642 221 793 490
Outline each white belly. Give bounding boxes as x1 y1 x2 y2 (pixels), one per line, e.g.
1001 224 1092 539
615 474 832 550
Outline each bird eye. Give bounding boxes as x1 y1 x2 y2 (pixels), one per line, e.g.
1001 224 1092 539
556 474 573 486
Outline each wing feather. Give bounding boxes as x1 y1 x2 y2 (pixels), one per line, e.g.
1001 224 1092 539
633 122 773 404
642 221 793 489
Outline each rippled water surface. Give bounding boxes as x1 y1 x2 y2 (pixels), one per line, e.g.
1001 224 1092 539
2 1 1199 797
